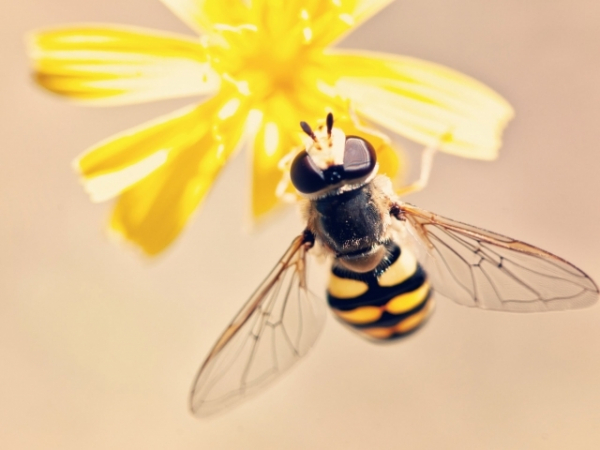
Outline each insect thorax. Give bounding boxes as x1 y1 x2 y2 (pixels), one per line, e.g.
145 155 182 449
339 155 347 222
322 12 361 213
312 183 384 250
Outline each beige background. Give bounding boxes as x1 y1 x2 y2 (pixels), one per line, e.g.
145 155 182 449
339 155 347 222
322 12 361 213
2 0 600 449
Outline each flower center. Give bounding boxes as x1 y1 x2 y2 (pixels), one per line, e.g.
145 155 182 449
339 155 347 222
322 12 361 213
205 24 320 100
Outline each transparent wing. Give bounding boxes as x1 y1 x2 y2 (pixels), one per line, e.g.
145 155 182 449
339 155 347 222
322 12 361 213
189 233 326 417
395 203 599 312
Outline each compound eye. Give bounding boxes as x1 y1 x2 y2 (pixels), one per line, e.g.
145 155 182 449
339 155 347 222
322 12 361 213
290 151 328 194
343 136 376 179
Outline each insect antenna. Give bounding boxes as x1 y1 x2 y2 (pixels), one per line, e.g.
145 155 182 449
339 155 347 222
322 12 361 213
300 121 317 142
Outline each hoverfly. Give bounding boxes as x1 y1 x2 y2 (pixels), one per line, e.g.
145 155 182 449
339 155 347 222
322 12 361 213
189 113 598 417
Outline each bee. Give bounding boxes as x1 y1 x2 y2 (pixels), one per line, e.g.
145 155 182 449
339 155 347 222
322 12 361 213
189 113 598 417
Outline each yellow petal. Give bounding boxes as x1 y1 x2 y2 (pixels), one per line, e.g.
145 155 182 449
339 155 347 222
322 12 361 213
76 104 212 201
352 0 396 24
159 0 251 35
28 26 218 105
250 95 304 219
109 93 250 255
309 0 395 48
325 50 514 159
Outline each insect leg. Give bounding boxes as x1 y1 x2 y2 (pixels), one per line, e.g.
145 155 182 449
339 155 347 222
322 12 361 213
395 140 439 196
347 101 392 144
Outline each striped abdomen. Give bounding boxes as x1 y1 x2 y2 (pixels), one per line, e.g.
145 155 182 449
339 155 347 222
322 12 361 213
327 242 434 341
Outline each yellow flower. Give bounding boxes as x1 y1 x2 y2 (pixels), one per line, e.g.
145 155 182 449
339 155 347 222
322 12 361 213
28 0 513 255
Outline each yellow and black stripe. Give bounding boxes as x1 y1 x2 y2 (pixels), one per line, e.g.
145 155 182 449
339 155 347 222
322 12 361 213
327 242 434 341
